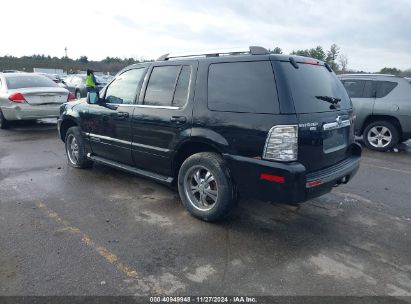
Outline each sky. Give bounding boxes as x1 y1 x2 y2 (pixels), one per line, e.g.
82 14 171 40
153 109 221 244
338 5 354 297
1 0 410 72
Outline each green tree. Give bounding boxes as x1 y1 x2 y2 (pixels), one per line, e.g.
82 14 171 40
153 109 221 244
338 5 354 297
79 56 89 63
308 46 326 61
291 49 310 57
380 67 401 75
269 47 283 54
326 44 340 71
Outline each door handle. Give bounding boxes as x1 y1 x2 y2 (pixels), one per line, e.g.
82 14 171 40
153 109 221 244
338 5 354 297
170 116 187 124
115 112 129 120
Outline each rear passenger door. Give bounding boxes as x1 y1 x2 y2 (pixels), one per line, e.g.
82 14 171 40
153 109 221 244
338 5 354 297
342 79 375 133
373 80 399 115
131 61 198 176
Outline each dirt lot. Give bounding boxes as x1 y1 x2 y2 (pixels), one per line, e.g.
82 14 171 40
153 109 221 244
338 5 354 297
0 120 410 297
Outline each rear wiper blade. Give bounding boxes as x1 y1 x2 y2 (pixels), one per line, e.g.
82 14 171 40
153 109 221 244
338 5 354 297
315 95 341 105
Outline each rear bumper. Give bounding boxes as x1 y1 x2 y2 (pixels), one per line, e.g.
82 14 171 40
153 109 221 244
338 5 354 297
1 104 60 120
224 143 361 204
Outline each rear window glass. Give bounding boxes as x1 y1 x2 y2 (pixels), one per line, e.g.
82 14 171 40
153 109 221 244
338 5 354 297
279 62 351 113
208 61 279 114
375 81 397 98
5 75 58 89
342 80 365 98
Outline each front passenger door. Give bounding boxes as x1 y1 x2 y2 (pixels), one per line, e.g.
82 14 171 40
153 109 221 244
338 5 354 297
85 68 147 165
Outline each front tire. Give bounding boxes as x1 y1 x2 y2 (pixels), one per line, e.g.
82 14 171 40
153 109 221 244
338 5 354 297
0 109 10 129
363 121 399 151
65 126 93 168
178 152 237 222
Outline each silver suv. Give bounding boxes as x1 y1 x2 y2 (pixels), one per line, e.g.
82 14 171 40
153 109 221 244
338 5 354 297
339 74 411 151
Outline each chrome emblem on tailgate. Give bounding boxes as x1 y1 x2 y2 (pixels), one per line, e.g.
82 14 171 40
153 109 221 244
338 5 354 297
323 116 350 131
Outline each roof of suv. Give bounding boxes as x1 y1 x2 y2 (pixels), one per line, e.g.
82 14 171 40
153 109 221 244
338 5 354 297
338 74 407 82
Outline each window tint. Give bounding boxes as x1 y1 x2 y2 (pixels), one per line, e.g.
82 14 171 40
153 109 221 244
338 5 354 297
144 66 180 106
173 66 191 107
363 81 375 98
105 68 145 104
5 75 58 89
342 80 365 98
208 61 278 114
375 81 398 98
279 63 351 113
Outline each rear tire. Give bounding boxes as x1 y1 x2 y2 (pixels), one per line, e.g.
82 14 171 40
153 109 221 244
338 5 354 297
178 152 237 222
0 109 10 129
65 126 93 168
363 121 399 152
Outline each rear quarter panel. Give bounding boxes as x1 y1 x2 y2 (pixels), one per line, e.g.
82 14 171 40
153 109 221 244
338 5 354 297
373 79 411 135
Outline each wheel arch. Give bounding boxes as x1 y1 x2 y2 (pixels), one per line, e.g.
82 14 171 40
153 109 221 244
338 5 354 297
361 115 403 137
60 117 79 142
172 138 225 179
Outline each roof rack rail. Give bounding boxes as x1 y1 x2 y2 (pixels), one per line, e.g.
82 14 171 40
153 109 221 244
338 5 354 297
157 46 268 61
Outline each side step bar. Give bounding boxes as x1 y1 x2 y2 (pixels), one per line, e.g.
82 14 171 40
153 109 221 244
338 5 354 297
87 154 174 185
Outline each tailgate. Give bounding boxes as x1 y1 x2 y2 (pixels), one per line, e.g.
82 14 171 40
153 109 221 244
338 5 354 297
275 59 355 172
298 110 355 172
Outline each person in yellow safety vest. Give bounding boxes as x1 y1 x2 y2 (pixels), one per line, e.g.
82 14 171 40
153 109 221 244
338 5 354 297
85 69 97 93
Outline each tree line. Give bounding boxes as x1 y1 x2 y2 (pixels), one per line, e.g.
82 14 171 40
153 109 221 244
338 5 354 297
1 47 409 76
268 44 410 76
0 55 149 75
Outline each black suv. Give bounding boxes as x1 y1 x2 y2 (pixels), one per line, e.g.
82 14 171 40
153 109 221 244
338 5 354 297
58 46 361 221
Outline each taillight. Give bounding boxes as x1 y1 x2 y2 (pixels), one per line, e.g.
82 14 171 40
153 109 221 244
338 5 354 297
67 92 76 101
263 125 298 162
9 93 26 103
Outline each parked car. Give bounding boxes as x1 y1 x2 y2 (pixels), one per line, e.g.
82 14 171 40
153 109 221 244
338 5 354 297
34 73 61 83
0 73 75 129
339 74 411 151
58 46 361 221
2 70 26 73
405 77 411 84
62 74 106 99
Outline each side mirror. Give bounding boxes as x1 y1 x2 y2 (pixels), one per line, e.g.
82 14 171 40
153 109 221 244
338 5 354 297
87 92 100 104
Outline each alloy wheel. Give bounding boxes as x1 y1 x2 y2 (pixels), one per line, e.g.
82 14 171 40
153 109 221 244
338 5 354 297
367 126 392 148
184 166 218 211
67 134 79 164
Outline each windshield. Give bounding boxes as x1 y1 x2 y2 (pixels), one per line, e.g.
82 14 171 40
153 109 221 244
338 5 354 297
6 75 59 89
278 62 351 113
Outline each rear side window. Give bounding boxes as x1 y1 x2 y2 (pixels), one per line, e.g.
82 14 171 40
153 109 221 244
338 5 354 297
342 80 365 98
144 66 180 106
144 65 192 107
5 75 58 89
278 62 351 113
173 66 191 107
208 61 279 114
375 81 398 98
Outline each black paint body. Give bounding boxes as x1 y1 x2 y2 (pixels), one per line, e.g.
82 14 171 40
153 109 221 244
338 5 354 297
58 54 361 204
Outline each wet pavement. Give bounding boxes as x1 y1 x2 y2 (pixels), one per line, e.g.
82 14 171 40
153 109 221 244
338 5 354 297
0 120 410 296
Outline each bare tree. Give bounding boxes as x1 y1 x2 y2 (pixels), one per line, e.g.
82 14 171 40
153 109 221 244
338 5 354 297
339 54 348 74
